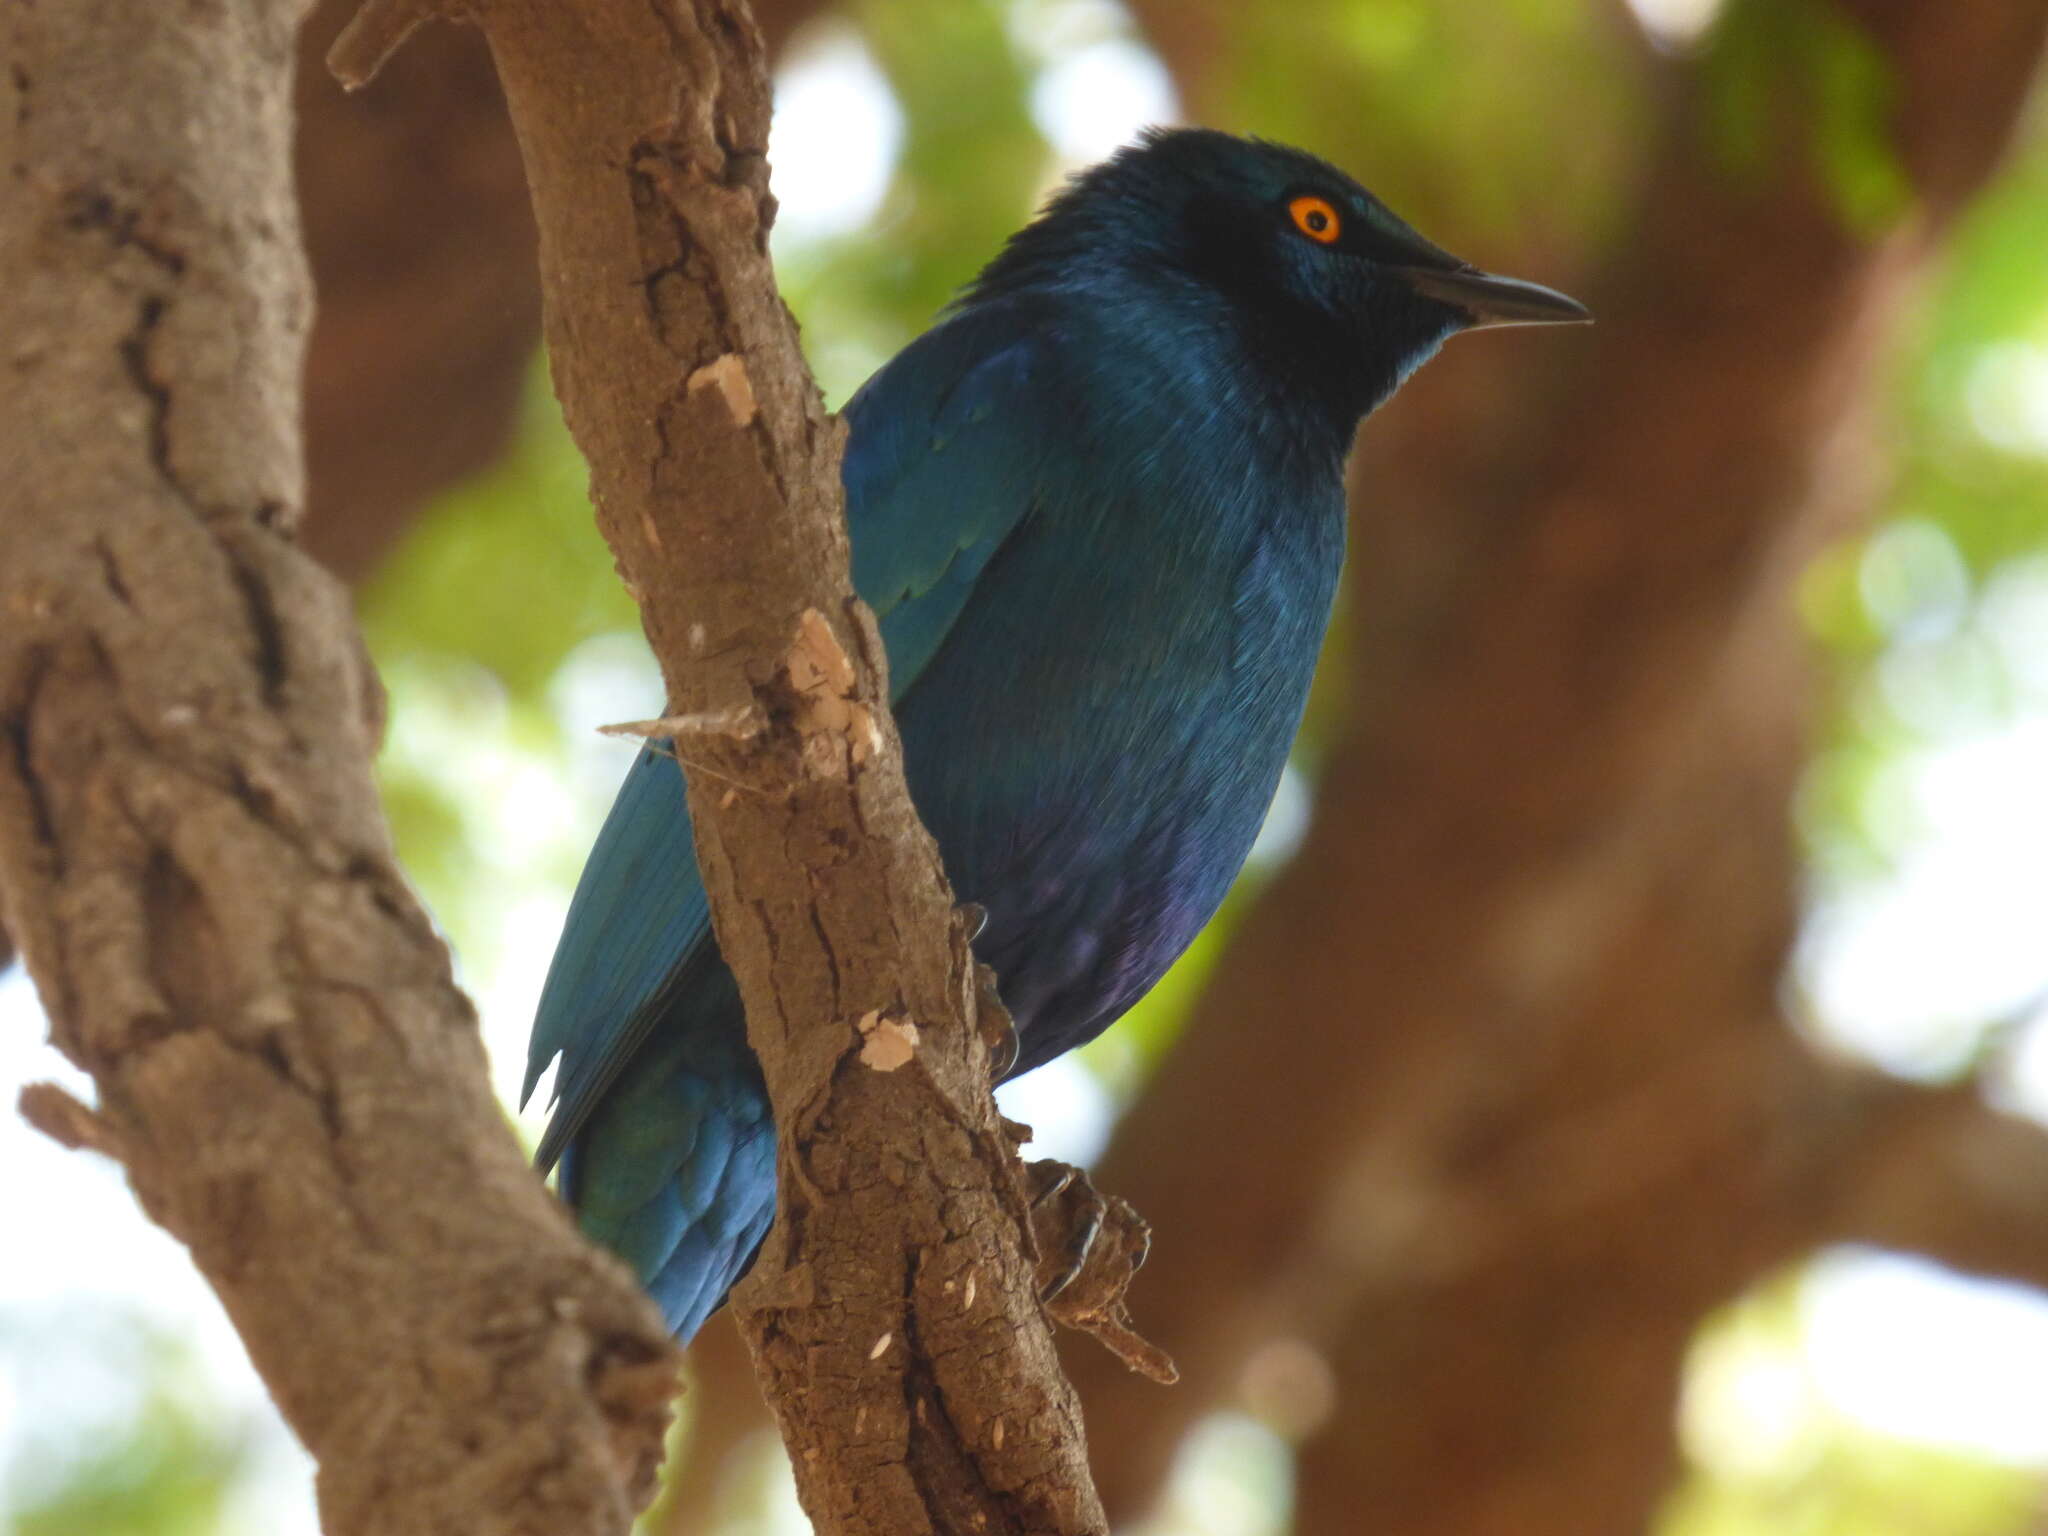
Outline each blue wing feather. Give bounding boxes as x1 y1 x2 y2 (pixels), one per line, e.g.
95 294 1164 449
850 310 1049 688
523 741 710 1168
524 307 1055 1334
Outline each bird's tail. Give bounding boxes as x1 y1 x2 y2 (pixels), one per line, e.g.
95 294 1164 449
558 1013 778 1343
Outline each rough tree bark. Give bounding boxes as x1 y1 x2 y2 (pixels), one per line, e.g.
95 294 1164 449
332 2 1136 1532
0 5 681 1536
1073 2 2048 1530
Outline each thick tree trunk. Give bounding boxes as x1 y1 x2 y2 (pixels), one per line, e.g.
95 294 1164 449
1080 2 2048 1528
0 5 679 1535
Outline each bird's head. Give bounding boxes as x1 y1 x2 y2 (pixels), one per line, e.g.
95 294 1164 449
968 127 1589 439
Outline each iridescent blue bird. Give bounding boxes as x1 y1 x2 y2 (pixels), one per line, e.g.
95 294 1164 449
524 128 1587 1341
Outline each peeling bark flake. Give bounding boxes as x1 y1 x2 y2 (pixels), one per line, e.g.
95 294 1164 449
687 352 757 426
856 1009 920 1071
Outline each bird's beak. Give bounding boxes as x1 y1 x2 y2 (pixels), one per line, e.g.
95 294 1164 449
1397 264 1592 329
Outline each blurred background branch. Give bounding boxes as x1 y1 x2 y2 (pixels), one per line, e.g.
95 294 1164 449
8 1 2048 1533
290 0 835 580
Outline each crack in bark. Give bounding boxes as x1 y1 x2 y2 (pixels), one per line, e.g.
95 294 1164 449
61 186 190 277
3 651 59 858
221 539 291 706
93 537 136 608
117 295 177 493
898 1247 1015 1535
805 899 843 1014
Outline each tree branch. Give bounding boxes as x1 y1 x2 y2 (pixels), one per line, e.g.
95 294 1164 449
335 2 1115 1531
0 4 679 1535
1827 1073 2048 1292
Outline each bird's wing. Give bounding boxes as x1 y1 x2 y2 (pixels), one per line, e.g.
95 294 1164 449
524 737 707 1168
523 310 1053 1167
846 313 1050 690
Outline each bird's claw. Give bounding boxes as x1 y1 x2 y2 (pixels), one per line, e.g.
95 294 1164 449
1022 1158 1175 1382
972 955 1020 1082
954 901 990 942
1026 1159 1097 1301
1039 1191 1104 1304
985 1013 1021 1083
1030 1162 1075 1208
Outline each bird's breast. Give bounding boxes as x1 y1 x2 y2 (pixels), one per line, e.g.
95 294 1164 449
896 448 1345 1068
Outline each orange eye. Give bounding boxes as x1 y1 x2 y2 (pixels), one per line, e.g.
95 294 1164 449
1288 195 1341 244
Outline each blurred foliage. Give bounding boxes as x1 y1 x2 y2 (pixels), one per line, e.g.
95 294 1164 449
362 375 638 701
2 1312 250 1536
1665 1273 2044 1536
771 0 1049 404
1702 0 1912 233
1798 118 2048 883
1206 0 1645 258
357 370 644 949
836 0 1041 315
1667 1437 2041 1536
18 0 2048 1532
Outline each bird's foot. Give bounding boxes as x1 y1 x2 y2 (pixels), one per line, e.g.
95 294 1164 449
1023 1158 1176 1383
